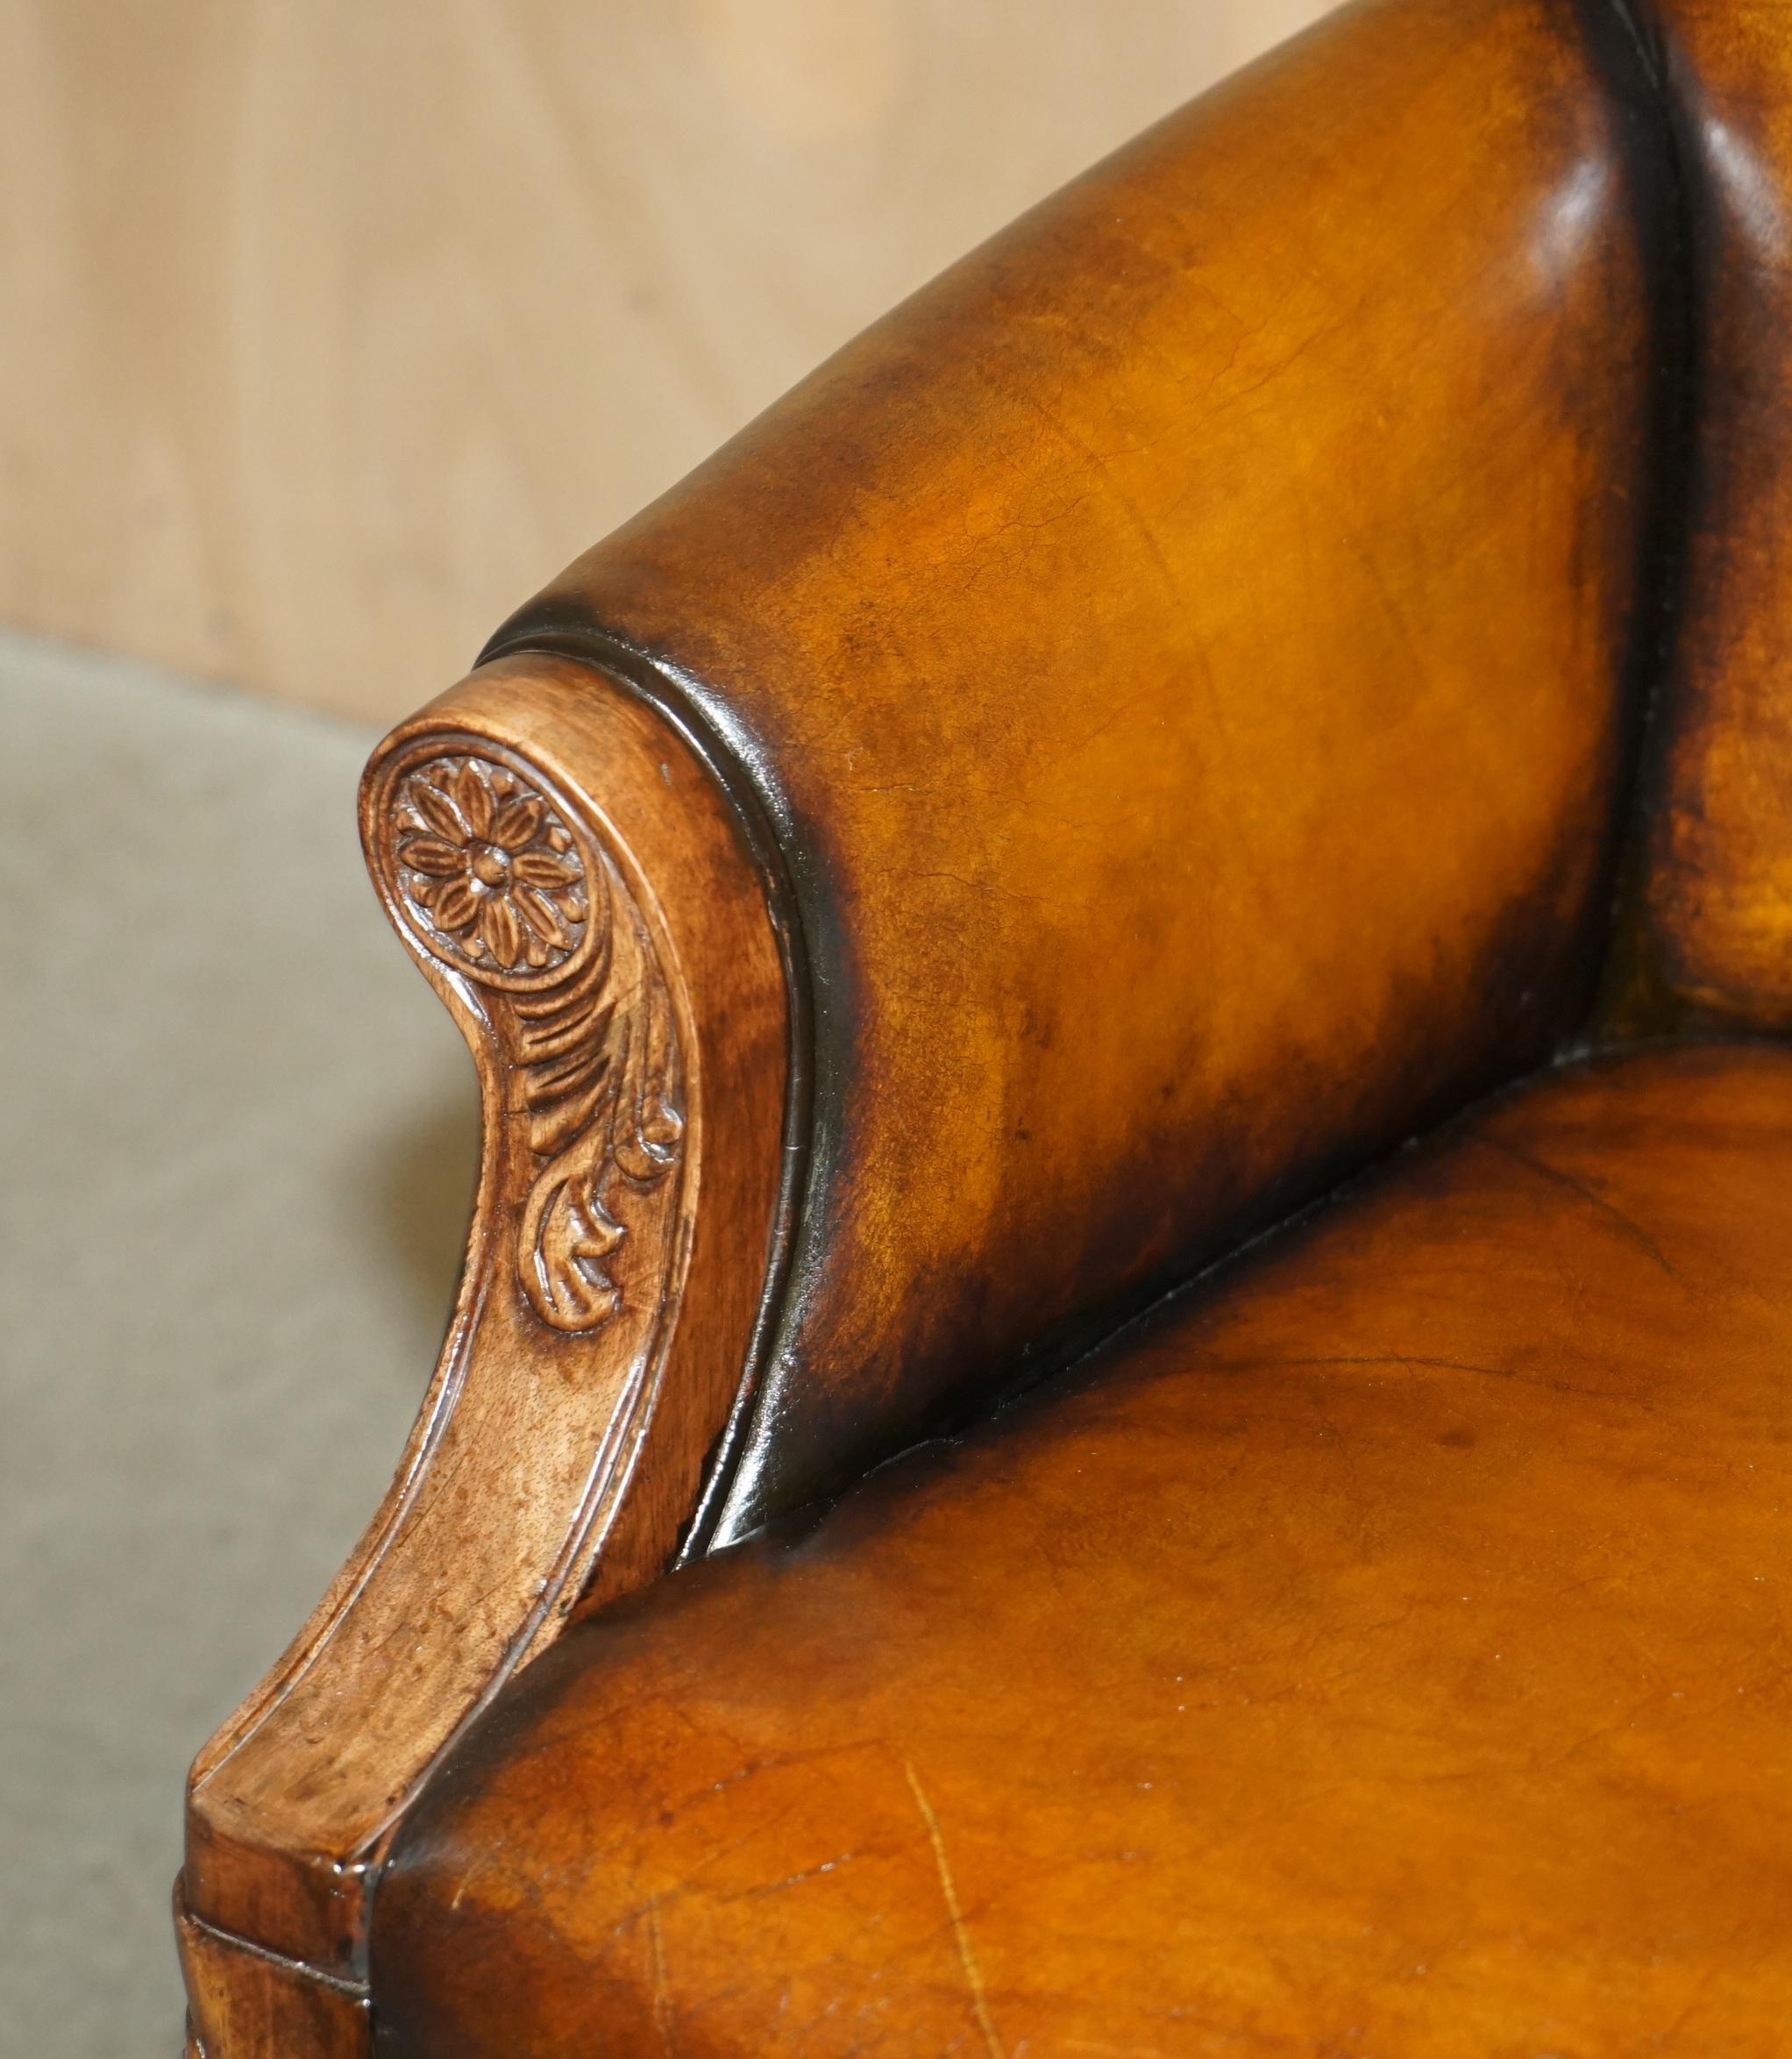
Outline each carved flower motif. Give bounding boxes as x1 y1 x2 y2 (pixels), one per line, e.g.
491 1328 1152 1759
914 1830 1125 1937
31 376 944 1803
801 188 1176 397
395 757 587 974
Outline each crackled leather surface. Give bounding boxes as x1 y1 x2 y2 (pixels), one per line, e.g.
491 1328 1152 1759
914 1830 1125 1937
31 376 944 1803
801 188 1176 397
487 0 1667 1536
1637 0 1792 1027
373 1043 1792 2055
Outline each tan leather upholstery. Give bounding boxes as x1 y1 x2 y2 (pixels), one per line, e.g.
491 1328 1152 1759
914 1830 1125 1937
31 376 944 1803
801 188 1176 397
487 0 1661 1535
1639 1 1792 1027
373 1043 1792 2055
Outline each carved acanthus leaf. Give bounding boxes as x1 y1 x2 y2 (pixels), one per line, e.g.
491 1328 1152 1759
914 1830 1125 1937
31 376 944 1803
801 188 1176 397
381 746 685 1335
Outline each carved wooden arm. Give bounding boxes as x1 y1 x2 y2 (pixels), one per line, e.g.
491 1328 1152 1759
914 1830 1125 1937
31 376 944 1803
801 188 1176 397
179 656 800 2053
178 0 1674 2048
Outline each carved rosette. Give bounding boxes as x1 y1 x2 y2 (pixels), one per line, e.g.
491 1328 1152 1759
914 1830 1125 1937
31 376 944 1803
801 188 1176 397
369 738 685 1334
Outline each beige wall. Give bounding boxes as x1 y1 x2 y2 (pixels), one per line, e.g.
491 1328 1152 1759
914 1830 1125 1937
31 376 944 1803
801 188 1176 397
0 0 1331 725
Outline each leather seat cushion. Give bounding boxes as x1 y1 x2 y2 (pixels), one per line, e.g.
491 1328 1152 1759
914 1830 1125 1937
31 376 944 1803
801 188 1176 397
373 1043 1792 2055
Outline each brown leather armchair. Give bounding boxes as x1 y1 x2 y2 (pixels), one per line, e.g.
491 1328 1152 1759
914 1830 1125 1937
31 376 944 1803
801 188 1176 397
178 0 1792 2048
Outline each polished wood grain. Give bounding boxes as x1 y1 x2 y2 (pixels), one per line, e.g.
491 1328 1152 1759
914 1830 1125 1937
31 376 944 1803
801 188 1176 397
0 0 1327 723
373 1044 1792 2055
175 1905 366 2059
181 653 793 2047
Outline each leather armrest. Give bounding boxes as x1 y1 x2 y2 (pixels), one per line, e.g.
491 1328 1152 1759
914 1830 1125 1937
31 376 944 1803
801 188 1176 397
494 0 1670 1530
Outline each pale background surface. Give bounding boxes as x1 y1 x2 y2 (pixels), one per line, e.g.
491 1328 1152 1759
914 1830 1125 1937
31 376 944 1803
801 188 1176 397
0 0 1331 723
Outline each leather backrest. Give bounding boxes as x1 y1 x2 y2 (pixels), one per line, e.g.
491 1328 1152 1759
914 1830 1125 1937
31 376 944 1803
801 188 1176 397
1625 0 1792 1028
488 0 1668 1537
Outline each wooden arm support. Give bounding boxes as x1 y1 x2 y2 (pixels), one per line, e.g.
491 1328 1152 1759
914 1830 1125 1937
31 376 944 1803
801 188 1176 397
178 654 797 2055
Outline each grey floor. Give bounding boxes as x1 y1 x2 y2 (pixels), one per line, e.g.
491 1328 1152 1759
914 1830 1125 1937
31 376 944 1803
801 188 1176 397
0 633 481 2055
